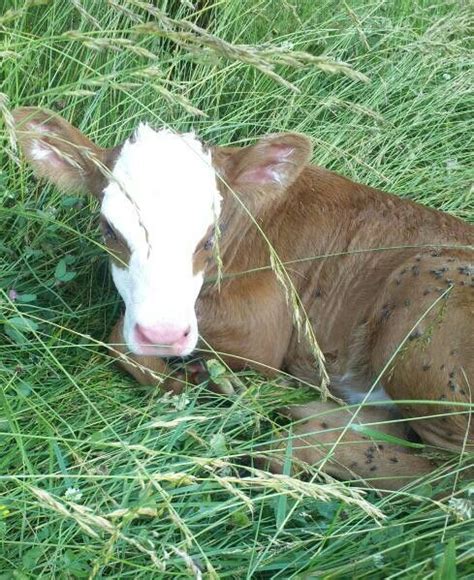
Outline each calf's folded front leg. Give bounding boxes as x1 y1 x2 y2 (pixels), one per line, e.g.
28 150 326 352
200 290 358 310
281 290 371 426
107 317 185 393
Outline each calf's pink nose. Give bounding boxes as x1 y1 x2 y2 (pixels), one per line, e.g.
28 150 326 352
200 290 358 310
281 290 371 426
135 323 190 346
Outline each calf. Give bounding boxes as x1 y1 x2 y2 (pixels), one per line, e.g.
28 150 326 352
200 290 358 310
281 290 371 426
13 107 473 490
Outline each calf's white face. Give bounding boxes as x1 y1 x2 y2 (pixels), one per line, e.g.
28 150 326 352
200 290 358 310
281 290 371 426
101 124 221 356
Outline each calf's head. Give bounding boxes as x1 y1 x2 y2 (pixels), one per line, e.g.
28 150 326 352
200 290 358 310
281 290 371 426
13 107 311 357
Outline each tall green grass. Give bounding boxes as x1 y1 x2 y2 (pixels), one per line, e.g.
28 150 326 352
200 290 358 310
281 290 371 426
0 0 472 577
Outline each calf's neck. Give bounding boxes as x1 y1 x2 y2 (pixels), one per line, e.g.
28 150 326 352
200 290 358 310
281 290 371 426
13 107 473 490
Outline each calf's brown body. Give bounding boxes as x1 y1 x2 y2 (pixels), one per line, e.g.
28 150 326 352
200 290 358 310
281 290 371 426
13 107 473 490
112 162 474 489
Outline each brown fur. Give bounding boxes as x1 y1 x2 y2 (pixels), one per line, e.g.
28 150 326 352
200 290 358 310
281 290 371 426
13 107 473 490
261 403 436 491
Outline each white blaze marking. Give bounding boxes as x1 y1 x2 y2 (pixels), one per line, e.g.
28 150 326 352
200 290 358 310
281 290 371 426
101 124 222 355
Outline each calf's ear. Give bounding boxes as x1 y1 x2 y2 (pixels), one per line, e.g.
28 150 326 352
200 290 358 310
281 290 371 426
13 107 119 198
218 132 312 203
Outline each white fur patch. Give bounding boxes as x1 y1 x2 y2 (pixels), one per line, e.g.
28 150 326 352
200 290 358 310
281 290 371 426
101 124 222 355
333 373 394 406
341 386 393 406
31 141 51 161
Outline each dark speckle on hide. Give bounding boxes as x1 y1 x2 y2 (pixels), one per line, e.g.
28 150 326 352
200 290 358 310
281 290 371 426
449 371 455 378
381 304 393 321
448 381 456 392
412 265 421 276
369 466 377 472
460 389 466 396
404 299 411 307
320 422 328 429
389 457 399 463
439 394 447 401
423 289 431 295
422 363 431 371
409 328 422 341
430 269 444 279
314 288 322 298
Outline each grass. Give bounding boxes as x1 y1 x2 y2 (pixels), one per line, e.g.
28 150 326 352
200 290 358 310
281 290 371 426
0 0 473 577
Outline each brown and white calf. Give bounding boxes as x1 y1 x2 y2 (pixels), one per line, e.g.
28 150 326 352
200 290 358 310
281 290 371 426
13 107 473 490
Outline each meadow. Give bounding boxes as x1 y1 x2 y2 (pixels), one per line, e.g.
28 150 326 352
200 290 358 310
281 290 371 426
0 0 473 577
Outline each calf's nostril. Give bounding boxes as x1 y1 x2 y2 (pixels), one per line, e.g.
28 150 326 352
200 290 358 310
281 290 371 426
184 327 191 338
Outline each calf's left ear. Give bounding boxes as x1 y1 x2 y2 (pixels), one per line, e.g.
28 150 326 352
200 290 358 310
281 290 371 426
13 107 118 198
221 132 312 199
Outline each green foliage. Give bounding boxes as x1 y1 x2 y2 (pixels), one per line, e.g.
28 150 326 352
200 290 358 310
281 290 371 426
0 0 472 577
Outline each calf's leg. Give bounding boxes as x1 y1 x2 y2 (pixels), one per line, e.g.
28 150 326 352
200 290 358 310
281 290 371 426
369 254 473 453
107 317 185 393
263 402 435 490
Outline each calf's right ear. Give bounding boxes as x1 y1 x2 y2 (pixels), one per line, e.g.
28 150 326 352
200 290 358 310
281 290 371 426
13 107 119 198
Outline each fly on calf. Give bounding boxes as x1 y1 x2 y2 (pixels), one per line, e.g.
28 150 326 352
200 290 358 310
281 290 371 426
13 107 473 491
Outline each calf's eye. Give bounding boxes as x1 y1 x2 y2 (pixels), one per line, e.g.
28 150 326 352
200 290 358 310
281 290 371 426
195 226 217 254
102 220 118 241
204 234 214 251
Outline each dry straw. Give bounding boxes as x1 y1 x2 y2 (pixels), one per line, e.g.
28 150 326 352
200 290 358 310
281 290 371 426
29 485 166 570
0 93 19 165
130 12 369 92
